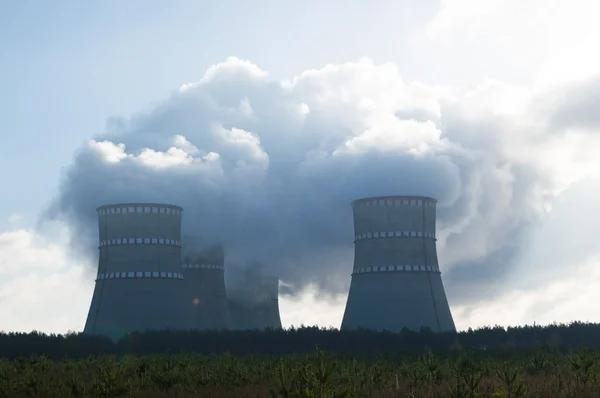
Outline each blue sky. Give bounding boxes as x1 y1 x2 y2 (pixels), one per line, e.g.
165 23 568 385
3 0 600 333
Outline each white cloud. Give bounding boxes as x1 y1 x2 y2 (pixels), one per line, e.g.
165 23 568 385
212 125 270 169
90 140 129 163
136 147 197 169
180 56 270 92
426 0 600 88
173 135 201 155
89 138 224 172
0 223 92 334
280 285 347 329
453 254 600 329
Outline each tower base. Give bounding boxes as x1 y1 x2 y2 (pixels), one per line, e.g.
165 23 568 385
341 272 455 333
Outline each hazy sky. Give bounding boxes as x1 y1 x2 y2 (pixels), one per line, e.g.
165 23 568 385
2 0 600 333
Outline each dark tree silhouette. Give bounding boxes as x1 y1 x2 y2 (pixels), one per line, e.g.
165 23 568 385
0 322 598 360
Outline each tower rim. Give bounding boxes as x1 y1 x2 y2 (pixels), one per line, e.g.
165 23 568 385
96 202 183 212
351 195 437 205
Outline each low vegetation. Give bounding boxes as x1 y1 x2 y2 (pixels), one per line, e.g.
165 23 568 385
2 322 600 397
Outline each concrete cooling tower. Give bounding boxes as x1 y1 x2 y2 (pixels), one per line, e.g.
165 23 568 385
228 265 282 330
253 275 282 329
84 203 188 340
182 242 232 330
341 196 455 333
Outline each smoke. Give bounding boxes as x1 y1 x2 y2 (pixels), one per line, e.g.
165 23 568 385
179 237 273 301
226 262 279 306
181 236 224 265
43 57 600 304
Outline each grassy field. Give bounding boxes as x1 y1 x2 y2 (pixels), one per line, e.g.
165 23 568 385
2 348 600 397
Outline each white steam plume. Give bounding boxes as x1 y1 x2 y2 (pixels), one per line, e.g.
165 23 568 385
43 57 600 304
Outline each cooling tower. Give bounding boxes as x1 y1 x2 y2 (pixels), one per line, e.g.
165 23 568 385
253 275 282 329
228 265 282 330
182 242 232 330
84 203 188 340
341 196 455 333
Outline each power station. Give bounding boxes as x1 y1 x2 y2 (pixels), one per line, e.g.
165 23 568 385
182 242 232 330
84 203 189 340
84 195 455 338
341 196 456 333
83 202 282 339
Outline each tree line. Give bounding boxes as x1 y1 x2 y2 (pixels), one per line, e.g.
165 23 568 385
1 322 599 360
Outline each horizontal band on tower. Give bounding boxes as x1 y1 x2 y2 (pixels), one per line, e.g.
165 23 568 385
182 264 224 270
98 206 182 216
352 264 440 275
354 198 435 209
354 230 435 241
96 271 184 280
99 238 181 247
